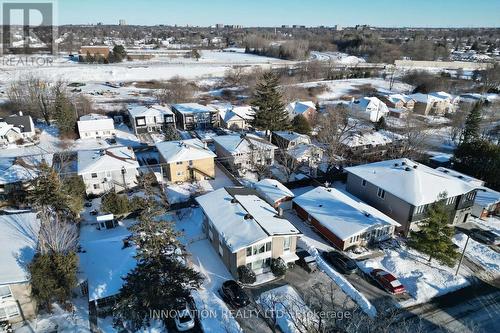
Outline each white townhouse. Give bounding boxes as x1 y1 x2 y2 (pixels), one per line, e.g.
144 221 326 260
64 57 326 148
77 147 140 195
213 134 277 172
209 102 254 130
350 97 389 122
77 113 116 139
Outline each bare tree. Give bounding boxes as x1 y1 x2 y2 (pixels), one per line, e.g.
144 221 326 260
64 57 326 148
8 75 55 124
156 76 197 104
38 217 79 255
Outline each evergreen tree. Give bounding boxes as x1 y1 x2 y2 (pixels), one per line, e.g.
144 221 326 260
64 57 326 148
53 89 77 138
164 125 181 141
461 102 482 144
292 114 311 135
251 72 290 132
374 116 387 131
111 45 127 63
191 48 201 61
29 252 78 311
408 193 459 267
101 191 130 216
113 200 203 330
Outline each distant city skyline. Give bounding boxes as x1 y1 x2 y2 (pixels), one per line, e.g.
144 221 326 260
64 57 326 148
49 0 500 27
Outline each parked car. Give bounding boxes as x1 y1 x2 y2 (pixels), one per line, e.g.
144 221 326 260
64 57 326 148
471 229 500 245
322 251 357 274
370 269 406 294
295 250 317 273
219 280 250 308
174 302 195 331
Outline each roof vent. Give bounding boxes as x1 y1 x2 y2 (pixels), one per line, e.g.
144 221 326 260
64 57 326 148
326 188 332 192
401 161 406 166
319 204 323 208
394 163 399 167
405 167 411 171
458 175 464 179
231 198 238 204
363 211 371 217
413 165 418 169
443 170 449 173
244 213 253 220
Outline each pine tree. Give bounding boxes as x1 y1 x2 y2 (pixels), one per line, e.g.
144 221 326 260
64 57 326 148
111 45 127 63
101 191 130 216
461 102 482 144
408 193 459 267
54 89 77 138
113 200 203 330
164 125 181 141
292 114 311 135
251 72 290 132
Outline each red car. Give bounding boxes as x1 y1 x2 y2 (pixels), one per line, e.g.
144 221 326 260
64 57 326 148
370 269 406 294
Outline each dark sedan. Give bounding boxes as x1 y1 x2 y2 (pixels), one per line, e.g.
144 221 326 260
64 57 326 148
322 251 358 274
219 280 250 308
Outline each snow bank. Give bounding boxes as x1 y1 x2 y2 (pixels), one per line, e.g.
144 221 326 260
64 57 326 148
299 239 377 318
357 247 470 307
453 233 500 274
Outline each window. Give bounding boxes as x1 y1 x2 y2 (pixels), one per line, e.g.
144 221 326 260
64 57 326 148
208 228 213 241
253 243 266 255
189 160 193 166
246 247 252 257
377 188 385 199
218 240 224 257
0 303 20 321
0 285 12 299
446 196 457 205
176 161 183 165
362 179 367 187
265 242 272 252
93 184 100 190
283 236 291 252
91 173 98 178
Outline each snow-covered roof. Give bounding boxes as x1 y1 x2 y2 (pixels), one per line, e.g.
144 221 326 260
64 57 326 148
435 167 485 187
0 122 21 136
128 104 173 118
79 222 136 301
340 130 400 148
77 114 115 132
156 138 216 163
353 97 387 110
287 101 316 115
386 94 414 104
196 188 299 252
287 143 323 161
172 103 217 114
213 134 276 154
273 131 311 144
215 104 254 124
0 212 40 285
410 92 453 104
77 147 139 175
255 179 294 204
345 159 476 206
474 187 500 209
293 187 399 240
0 154 53 185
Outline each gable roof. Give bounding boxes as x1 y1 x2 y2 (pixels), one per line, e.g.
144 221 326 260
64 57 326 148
78 114 115 132
213 134 276 154
196 188 299 252
0 154 53 185
255 179 294 204
128 104 174 118
156 138 216 163
4 114 34 133
345 158 475 206
0 212 41 285
293 187 399 240
0 122 21 137
273 131 311 144
77 147 139 175
172 103 217 114
287 101 316 115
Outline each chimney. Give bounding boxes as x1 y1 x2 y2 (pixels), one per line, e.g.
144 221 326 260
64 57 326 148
244 213 253 220
18 111 23 116
204 141 208 149
277 207 283 217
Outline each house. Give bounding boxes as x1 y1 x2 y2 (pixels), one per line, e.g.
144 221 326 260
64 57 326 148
79 45 111 58
380 94 415 110
156 139 216 183
340 130 403 156
210 103 254 130
286 143 324 168
171 103 219 131
0 122 23 146
77 147 140 195
0 154 53 202
435 167 499 220
3 112 36 139
196 187 301 278
293 187 400 250
213 134 277 172
254 179 294 210
0 212 40 324
128 104 175 135
345 159 477 235
77 113 116 139
350 97 389 122
409 92 457 116
286 101 317 123
271 131 311 150
79 219 136 315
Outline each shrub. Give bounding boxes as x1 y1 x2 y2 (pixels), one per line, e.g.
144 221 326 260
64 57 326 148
271 258 287 277
237 265 256 284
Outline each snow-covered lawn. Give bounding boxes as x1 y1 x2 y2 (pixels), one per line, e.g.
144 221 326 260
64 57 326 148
173 208 242 333
257 285 317 333
453 233 500 275
357 246 470 307
472 216 500 235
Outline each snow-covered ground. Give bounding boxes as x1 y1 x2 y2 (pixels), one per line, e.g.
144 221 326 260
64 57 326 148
0 50 291 83
453 233 500 275
172 208 242 333
357 246 471 307
310 51 366 65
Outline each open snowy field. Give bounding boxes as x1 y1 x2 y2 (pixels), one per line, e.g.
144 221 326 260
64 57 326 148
0 50 291 83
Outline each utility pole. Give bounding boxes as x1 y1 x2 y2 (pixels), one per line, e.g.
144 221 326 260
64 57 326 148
455 233 470 276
